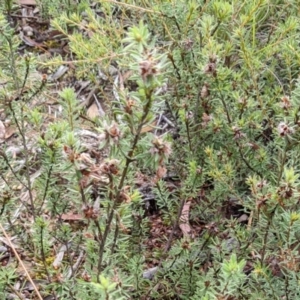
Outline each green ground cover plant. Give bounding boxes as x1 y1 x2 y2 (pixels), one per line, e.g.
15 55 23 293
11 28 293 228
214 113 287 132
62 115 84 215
1 0 300 299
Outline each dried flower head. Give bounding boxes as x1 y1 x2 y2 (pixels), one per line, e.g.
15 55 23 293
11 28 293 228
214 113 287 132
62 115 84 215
139 53 159 81
238 97 247 106
200 83 210 99
256 179 268 190
256 194 269 209
232 126 246 140
277 122 295 137
204 55 218 77
82 205 99 220
78 152 94 166
204 62 217 77
277 183 294 200
81 272 91 282
156 165 167 180
41 74 47 82
79 173 91 189
209 54 217 63
183 38 194 51
108 122 120 138
201 113 213 127
100 159 120 175
279 95 291 110
63 146 80 163
186 111 194 119
103 121 121 143
246 142 260 151
205 222 219 235
150 136 172 159
119 186 131 203
124 99 136 114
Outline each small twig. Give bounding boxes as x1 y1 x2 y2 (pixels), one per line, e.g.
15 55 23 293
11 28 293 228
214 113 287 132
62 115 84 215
0 223 43 300
155 114 163 135
161 115 175 127
67 250 84 279
210 20 221 37
81 82 100 108
53 244 66 269
93 94 106 117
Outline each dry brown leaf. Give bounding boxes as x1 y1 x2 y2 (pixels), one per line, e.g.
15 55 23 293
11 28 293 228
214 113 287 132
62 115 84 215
238 214 248 223
61 213 84 221
179 201 193 238
87 102 101 119
122 70 133 82
156 165 167 179
19 32 44 47
4 126 16 140
140 120 157 133
53 245 67 269
50 65 69 81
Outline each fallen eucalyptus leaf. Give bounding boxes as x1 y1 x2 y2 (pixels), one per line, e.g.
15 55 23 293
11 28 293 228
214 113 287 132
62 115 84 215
143 266 158 280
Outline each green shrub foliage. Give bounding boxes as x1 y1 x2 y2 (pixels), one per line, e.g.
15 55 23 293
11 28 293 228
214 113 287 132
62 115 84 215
1 0 300 299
